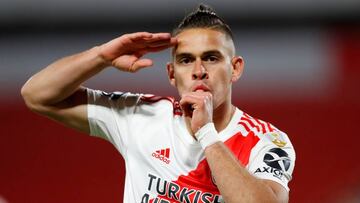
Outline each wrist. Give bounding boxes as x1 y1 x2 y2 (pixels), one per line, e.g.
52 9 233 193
195 123 221 149
92 46 112 68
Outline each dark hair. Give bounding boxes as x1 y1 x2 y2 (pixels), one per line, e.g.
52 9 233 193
172 4 233 40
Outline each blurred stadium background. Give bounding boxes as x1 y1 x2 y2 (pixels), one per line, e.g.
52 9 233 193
1 0 360 202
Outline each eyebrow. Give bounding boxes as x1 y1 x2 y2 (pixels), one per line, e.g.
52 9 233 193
175 50 223 59
202 50 223 57
175 53 193 60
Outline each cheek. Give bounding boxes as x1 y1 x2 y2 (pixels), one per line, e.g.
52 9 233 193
214 67 232 85
174 70 191 92
210 67 232 102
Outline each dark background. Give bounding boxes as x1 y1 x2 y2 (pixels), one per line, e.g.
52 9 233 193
1 0 360 202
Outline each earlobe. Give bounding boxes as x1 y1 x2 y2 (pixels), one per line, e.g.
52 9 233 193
231 56 244 82
166 62 176 87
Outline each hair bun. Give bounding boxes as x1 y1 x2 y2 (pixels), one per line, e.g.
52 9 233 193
198 4 216 15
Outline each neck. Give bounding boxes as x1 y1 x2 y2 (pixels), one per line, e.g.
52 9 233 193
212 100 235 132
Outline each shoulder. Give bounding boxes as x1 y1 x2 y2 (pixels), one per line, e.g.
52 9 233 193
237 111 293 148
139 94 183 116
239 112 278 135
88 89 182 116
239 112 296 189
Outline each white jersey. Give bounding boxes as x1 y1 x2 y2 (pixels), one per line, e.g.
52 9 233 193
87 89 296 203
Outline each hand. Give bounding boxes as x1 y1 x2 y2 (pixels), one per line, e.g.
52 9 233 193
180 91 213 135
99 32 177 72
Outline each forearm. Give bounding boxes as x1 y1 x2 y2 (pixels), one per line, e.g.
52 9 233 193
21 46 107 108
205 142 282 203
21 32 175 133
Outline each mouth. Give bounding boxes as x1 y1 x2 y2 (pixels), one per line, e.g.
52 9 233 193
192 84 210 92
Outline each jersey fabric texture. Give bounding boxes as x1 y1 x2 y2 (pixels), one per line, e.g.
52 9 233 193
87 89 296 203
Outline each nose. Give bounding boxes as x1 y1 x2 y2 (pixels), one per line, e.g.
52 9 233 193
192 59 209 80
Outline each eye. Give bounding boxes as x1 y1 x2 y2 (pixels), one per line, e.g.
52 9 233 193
208 56 218 61
204 55 219 62
178 57 192 64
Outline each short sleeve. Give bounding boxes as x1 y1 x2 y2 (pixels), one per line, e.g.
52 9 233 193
247 130 296 191
87 88 142 156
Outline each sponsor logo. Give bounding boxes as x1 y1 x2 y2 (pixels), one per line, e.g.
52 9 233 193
255 148 291 180
255 167 284 179
142 173 222 203
152 148 171 164
264 148 290 171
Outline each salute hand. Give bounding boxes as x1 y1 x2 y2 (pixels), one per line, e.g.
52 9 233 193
99 32 177 72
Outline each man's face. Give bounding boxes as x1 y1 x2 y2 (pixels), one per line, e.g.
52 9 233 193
167 28 243 109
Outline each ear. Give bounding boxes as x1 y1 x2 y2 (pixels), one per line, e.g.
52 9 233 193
231 56 244 83
166 62 176 87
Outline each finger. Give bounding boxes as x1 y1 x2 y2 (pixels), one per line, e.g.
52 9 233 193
179 101 193 117
111 55 151 71
180 95 202 117
132 33 172 44
170 37 178 45
180 96 202 109
129 59 153 72
146 37 178 48
181 92 213 110
182 92 212 101
139 44 177 55
123 33 174 53
141 33 172 42
128 32 153 41
152 32 172 38
112 54 136 67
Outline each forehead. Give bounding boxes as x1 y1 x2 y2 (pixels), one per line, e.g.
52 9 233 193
173 28 234 57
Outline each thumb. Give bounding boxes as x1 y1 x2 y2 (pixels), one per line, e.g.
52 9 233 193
111 55 153 72
129 58 153 72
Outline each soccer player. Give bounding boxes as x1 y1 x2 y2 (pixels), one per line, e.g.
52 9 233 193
21 4 295 203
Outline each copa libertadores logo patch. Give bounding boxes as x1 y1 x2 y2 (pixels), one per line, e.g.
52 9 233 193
255 148 291 180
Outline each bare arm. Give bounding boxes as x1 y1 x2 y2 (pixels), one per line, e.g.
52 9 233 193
205 142 289 203
21 32 177 133
180 92 289 203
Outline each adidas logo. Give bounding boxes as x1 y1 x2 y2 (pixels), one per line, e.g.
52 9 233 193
152 148 171 164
